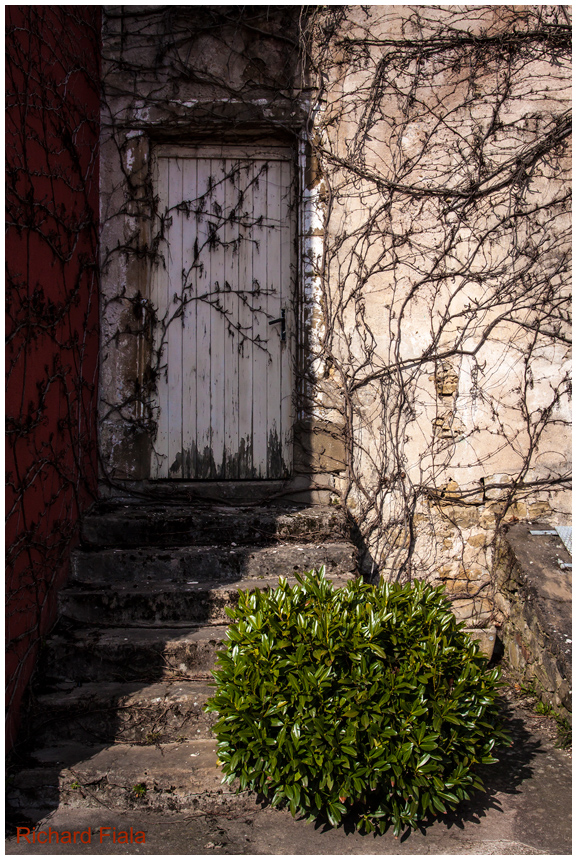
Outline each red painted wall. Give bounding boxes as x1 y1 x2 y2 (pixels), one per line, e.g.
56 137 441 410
5 7 101 749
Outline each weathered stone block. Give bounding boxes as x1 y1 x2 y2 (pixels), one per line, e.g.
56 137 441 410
431 363 459 397
450 597 493 625
465 627 496 660
467 531 490 548
293 419 346 474
441 577 490 597
100 422 152 481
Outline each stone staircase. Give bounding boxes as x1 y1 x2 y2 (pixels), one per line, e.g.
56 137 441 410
8 500 358 821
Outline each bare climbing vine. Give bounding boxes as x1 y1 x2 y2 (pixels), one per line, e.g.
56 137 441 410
98 5 571 625
300 6 571 607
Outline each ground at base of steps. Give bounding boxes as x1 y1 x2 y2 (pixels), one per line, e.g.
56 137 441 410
6 689 571 856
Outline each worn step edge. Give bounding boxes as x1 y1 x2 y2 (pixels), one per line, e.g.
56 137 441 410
62 572 357 596
8 740 248 815
58 574 358 625
42 625 229 683
71 541 358 584
81 504 350 548
35 679 215 710
31 681 217 745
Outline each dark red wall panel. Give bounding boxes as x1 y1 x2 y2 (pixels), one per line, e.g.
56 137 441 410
6 6 101 749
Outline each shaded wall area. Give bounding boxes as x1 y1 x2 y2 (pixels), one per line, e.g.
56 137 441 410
5 6 101 749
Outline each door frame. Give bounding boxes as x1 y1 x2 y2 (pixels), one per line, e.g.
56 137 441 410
98 127 336 503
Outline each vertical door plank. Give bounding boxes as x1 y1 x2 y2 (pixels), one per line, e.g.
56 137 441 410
223 158 241 478
166 157 184 478
151 156 170 479
236 160 255 478
266 160 283 478
250 159 269 477
181 156 198 479
194 158 213 478
279 158 294 475
209 157 227 478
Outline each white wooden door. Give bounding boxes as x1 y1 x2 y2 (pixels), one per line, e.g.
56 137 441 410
150 145 295 480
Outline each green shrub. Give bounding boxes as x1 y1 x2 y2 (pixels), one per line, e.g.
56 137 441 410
206 569 510 835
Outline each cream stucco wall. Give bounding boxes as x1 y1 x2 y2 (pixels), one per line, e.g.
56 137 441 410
304 6 570 623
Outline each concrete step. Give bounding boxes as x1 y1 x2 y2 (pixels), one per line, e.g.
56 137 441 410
70 541 357 585
8 739 247 816
31 681 216 746
42 624 228 684
81 502 349 548
42 622 496 689
59 572 357 626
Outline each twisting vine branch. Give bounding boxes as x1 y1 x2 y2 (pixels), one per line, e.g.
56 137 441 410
300 5 571 611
